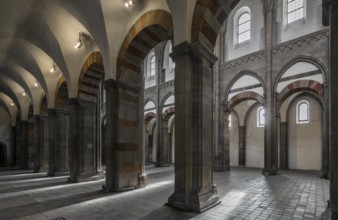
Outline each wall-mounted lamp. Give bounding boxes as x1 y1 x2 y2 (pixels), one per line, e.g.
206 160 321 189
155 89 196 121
74 32 83 49
125 0 134 7
22 91 27 97
34 81 39 87
10 102 14 106
50 61 56 73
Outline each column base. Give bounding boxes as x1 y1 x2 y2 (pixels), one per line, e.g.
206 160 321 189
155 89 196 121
33 167 41 173
68 172 104 183
47 170 69 177
321 200 338 219
102 184 136 193
167 184 220 212
262 168 278 176
155 162 170 167
214 166 230 172
320 171 329 180
138 173 148 188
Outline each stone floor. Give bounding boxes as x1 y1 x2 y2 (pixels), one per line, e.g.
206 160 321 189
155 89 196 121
0 166 329 220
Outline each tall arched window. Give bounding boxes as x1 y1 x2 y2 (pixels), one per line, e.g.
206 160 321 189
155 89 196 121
150 55 156 76
238 12 250 43
287 0 305 24
296 100 309 124
257 107 265 127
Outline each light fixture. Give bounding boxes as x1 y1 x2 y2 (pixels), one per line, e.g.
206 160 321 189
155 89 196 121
10 102 14 106
125 0 134 7
34 81 39 87
50 61 56 73
22 91 26 97
74 32 83 49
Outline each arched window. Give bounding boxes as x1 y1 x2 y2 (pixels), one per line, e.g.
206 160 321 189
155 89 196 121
287 0 304 24
257 107 265 127
238 12 250 43
150 55 156 76
296 100 309 124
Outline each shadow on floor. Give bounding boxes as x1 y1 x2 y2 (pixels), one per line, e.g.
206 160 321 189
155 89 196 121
139 205 197 220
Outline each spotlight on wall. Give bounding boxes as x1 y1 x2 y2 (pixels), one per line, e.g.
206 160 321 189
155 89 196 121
10 102 14 106
34 81 39 87
125 0 134 7
50 61 56 73
74 32 83 49
22 91 27 97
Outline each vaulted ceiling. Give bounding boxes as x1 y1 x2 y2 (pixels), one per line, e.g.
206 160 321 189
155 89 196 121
0 0 239 124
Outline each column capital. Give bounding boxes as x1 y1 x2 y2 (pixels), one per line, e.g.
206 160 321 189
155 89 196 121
170 41 192 61
191 41 218 65
104 79 117 90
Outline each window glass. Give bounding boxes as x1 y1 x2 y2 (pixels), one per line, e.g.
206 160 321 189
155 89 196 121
257 107 265 127
150 56 155 76
238 12 250 43
287 0 304 24
297 101 309 124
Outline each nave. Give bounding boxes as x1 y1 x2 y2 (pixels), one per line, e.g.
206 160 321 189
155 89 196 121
0 166 328 220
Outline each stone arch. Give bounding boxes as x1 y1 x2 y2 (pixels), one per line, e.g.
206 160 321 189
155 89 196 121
163 107 175 121
78 52 105 101
145 112 156 123
277 80 324 109
228 91 264 111
224 70 266 102
273 56 328 92
191 0 240 50
161 92 175 108
117 10 173 85
55 79 70 110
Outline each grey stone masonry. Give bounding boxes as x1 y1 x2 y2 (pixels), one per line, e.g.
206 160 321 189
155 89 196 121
103 79 147 192
47 109 69 177
33 116 43 173
167 41 219 212
16 121 28 169
68 98 102 183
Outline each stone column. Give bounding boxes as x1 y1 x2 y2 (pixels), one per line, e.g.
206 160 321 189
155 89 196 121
279 122 288 170
41 117 49 171
33 116 42 173
214 106 230 171
167 41 219 212
16 121 29 169
263 0 278 175
47 109 57 176
103 79 147 192
11 126 16 166
48 109 69 176
68 98 101 182
155 114 167 166
144 129 149 163
103 80 117 191
324 0 338 218
238 125 246 166
322 82 330 179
